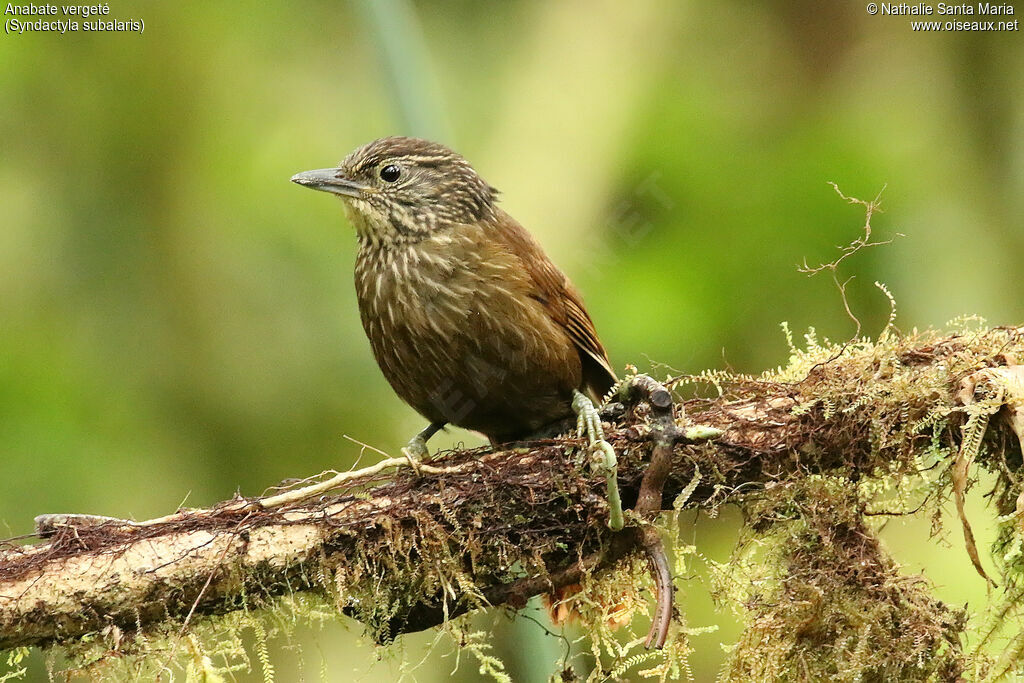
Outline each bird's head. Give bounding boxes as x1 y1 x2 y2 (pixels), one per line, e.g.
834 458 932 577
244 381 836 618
291 136 498 245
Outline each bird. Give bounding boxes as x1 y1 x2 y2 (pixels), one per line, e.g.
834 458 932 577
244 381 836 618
291 136 617 464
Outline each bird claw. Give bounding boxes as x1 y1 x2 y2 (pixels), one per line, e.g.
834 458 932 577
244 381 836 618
572 389 606 444
399 422 446 477
573 390 624 531
401 435 429 476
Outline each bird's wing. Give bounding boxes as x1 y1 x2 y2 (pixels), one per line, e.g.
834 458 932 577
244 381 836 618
492 211 617 398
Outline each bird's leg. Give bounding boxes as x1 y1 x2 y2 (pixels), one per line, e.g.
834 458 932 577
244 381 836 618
401 421 446 471
572 390 624 532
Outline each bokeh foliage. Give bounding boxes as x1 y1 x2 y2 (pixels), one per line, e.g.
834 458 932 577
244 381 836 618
0 0 1021 680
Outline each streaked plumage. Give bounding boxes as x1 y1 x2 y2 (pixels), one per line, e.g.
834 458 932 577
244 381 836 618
296 136 615 443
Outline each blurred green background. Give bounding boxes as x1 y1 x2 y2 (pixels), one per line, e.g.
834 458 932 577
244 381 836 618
1 0 1021 680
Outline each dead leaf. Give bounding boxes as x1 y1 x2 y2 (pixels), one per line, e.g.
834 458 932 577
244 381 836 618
952 430 997 587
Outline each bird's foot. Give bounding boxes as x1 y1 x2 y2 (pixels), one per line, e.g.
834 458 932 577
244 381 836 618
573 390 624 531
399 421 445 476
400 436 429 476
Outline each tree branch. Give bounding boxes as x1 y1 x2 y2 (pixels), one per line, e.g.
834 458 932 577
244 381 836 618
1 326 1022 659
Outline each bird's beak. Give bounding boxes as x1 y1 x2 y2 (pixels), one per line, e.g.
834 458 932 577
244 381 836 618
290 168 367 198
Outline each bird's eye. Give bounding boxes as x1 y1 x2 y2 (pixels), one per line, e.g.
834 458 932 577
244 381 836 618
379 164 401 183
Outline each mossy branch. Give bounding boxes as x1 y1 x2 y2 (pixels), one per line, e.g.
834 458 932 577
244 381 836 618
2 324 1024 680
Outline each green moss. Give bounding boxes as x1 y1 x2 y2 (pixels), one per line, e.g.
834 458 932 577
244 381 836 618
671 319 1023 681
22 320 1024 681
719 475 965 681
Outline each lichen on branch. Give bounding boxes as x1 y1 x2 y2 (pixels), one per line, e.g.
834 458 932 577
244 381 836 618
1 322 1024 680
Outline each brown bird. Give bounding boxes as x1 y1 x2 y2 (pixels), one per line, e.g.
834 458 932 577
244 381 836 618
291 136 616 461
